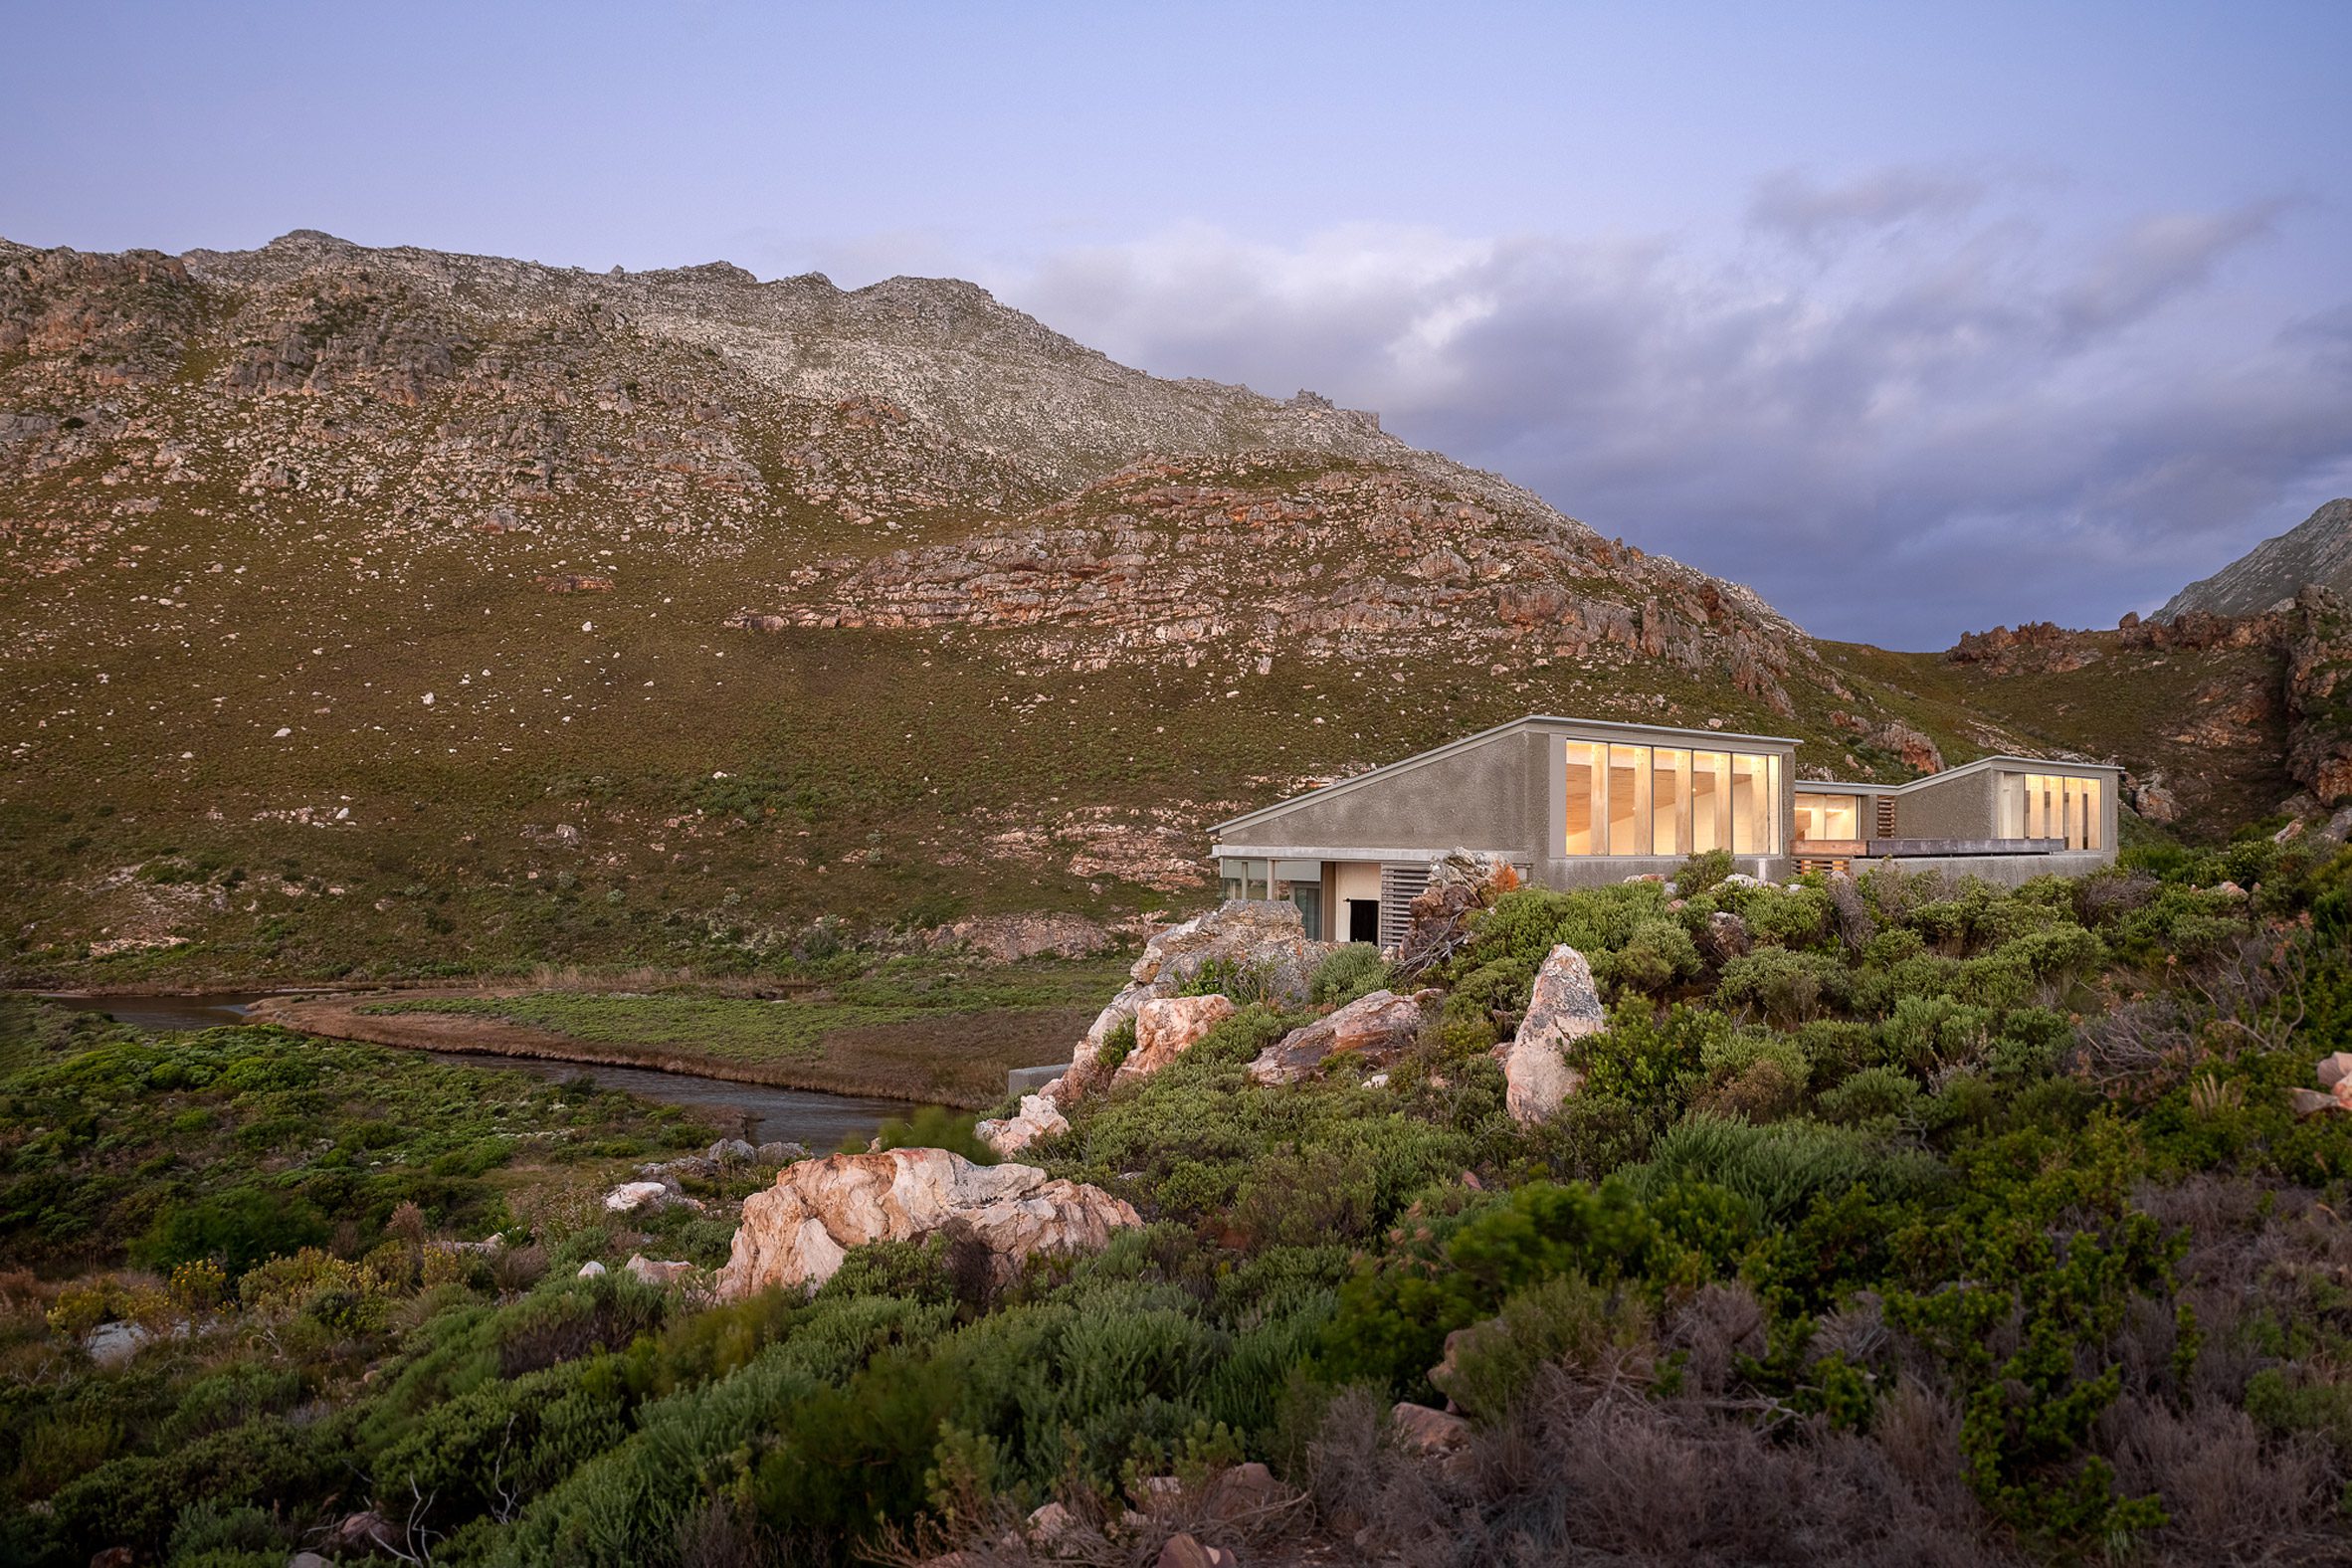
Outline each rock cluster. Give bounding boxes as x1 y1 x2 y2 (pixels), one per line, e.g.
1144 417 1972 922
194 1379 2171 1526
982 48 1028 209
1062 900 1330 1093
713 1148 1138 1298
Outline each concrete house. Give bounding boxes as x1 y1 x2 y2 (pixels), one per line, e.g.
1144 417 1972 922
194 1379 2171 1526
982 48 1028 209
1209 715 2120 944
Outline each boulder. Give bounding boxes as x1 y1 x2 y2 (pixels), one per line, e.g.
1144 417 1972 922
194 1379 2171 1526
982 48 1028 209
714 1148 1138 1298
624 1255 696 1286
323 1511 397 1556
604 1180 699 1215
1119 994 1238 1082
1247 988 1434 1085
974 1092 1070 1157
2318 1052 2352 1089
576 1261 607 1277
1156 1534 1237 1568
1390 1401 1474 1476
84 1320 151 1369
1204 1460 1285 1521
1494 945 1604 1123
2291 1087 2341 1118
753 1140 809 1165
1702 909 1751 960
1062 900 1328 1095
1025 1500 1078 1549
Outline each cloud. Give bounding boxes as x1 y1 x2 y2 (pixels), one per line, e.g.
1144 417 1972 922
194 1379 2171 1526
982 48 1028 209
997 176 2349 646
1747 165 1988 248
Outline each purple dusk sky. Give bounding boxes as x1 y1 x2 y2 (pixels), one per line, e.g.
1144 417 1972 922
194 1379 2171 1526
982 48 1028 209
6 0 2350 646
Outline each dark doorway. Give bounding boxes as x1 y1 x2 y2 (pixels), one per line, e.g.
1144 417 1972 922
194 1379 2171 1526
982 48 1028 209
1347 899 1380 943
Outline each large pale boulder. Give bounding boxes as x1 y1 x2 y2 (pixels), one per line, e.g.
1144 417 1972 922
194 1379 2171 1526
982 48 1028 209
974 1092 1070 1157
1495 944 1605 1123
714 1148 1138 1298
1119 994 1238 1082
1061 900 1329 1095
1247 988 1435 1085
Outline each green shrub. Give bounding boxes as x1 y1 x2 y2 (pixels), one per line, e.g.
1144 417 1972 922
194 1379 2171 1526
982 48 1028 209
1717 946 1850 1024
857 1106 1000 1166
1310 944 1390 1007
1604 919 1700 996
1433 1273 1653 1419
1675 848 1736 897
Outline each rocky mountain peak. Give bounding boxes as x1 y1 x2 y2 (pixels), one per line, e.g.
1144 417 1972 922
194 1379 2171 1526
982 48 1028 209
2159 497 2352 620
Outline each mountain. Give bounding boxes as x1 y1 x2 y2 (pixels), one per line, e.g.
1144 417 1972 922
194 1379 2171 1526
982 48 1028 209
2158 498 2352 620
0 230 2306 980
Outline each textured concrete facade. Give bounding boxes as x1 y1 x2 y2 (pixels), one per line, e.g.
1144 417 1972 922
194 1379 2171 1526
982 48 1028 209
1210 717 2122 931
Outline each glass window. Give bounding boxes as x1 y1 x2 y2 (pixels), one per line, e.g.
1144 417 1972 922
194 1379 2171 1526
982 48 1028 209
2080 778 2102 850
1731 753 1771 855
1653 748 1691 858
1608 744 1652 856
1221 858 1271 901
1796 793 1861 842
1691 751 1728 854
1997 773 2025 839
1564 741 1601 855
1273 860 1323 939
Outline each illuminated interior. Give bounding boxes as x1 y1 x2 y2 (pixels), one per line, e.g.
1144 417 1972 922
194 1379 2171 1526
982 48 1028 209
1795 792 1862 843
1996 772 2103 851
1565 739 1781 856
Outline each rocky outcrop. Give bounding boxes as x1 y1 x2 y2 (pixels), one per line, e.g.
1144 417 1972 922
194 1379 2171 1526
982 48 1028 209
2284 585 2352 805
713 1148 1137 1298
974 1092 1070 1157
1394 850 1520 977
1247 988 1436 1085
921 911 1117 962
1494 945 1606 1123
1060 900 1329 1095
2160 498 2352 622
1118 994 1239 1082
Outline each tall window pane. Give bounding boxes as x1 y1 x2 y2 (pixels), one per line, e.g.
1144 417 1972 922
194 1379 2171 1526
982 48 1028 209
2082 779 2102 850
1653 748 1691 857
1731 753 1767 854
1997 773 2025 839
1767 755 1784 853
1608 744 1652 855
1564 741 1601 855
1691 752 1727 853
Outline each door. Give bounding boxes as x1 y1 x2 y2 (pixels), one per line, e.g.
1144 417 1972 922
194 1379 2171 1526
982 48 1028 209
1347 899 1380 943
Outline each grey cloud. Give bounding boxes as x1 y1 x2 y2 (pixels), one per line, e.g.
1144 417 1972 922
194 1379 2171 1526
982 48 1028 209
1747 165 1988 248
1003 191 2352 647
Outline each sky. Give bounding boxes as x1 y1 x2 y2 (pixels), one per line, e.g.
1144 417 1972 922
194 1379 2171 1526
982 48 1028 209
6 0 2351 646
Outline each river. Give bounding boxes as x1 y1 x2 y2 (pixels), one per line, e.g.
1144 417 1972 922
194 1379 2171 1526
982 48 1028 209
30 991 932 1149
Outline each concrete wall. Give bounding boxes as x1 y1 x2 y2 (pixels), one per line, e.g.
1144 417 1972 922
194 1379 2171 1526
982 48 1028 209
1865 851 2113 888
1227 728 1537 854
1893 770 1995 839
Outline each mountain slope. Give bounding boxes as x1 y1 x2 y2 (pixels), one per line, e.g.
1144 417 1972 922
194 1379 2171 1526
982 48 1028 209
0 231 2221 980
2158 498 2352 620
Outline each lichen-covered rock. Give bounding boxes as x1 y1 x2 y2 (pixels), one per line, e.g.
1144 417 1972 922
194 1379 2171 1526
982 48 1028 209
1062 900 1328 1095
1390 1401 1474 1475
603 1180 700 1215
1119 994 1239 1082
1494 944 1605 1123
974 1092 1070 1157
623 1255 696 1286
1247 988 1434 1085
2291 1087 2341 1118
1702 909 1751 960
714 1148 1138 1298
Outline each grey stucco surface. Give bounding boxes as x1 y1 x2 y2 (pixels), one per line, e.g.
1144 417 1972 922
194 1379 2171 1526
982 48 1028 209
1225 728 1535 853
